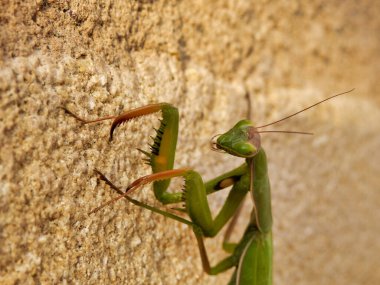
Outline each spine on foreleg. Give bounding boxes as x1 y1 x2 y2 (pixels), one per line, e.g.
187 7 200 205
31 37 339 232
150 104 179 203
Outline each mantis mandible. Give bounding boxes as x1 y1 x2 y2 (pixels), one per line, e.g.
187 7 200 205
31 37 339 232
63 89 353 285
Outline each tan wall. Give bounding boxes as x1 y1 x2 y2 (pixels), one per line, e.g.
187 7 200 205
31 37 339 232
1 1 379 284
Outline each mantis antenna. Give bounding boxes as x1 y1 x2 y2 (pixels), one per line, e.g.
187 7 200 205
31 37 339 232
256 89 354 128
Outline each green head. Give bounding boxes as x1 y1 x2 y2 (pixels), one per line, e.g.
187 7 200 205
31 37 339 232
214 120 261 158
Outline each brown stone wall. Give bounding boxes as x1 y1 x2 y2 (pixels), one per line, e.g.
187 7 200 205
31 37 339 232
1 1 379 284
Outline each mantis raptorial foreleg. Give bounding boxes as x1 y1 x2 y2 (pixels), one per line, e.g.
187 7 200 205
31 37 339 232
91 164 249 238
64 103 182 204
93 169 254 277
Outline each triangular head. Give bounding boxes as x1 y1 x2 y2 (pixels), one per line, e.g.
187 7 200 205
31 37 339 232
215 120 261 158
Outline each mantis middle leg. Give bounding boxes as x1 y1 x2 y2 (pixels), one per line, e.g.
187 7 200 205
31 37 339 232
92 166 250 238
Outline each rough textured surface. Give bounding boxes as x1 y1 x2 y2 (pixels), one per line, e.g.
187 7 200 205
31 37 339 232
1 1 379 284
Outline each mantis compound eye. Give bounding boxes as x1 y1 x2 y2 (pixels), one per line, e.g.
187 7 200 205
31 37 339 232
232 141 258 156
247 127 261 152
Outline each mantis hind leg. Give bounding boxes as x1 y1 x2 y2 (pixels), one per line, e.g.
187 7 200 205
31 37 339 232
222 201 245 253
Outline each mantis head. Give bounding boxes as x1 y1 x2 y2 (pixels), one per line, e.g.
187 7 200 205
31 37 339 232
211 89 354 158
213 120 261 158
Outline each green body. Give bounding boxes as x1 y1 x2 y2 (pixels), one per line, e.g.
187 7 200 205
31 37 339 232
227 227 272 285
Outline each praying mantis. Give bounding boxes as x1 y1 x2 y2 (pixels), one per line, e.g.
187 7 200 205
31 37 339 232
63 89 353 285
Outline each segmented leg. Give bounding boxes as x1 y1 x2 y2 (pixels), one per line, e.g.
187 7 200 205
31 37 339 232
62 103 180 204
92 170 193 226
94 170 244 277
222 201 245 253
92 166 250 238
